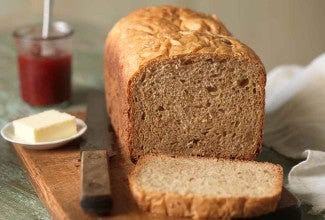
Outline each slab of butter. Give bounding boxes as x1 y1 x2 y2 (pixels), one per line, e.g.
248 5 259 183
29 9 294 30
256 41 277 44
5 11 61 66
12 110 77 143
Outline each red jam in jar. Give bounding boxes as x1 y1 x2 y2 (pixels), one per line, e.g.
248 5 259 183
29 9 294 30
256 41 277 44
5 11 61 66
14 21 73 106
18 52 71 106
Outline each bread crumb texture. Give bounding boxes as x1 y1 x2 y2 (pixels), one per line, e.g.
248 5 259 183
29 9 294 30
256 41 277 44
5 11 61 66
104 6 266 162
129 155 283 219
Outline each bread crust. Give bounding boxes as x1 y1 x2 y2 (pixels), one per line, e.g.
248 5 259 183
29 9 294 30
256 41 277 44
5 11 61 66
129 155 283 219
104 6 266 162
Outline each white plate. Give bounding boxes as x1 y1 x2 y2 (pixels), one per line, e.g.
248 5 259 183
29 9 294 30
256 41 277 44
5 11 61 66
1 118 87 150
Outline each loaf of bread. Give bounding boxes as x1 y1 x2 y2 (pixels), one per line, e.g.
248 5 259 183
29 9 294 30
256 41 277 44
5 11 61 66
129 155 283 219
104 6 266 162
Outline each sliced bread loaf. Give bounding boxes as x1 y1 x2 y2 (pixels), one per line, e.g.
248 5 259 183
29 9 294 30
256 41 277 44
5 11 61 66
129 155 283 219
104 6 266 162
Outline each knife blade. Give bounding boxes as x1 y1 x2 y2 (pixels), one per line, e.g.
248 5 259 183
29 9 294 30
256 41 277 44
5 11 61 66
80 91 113 215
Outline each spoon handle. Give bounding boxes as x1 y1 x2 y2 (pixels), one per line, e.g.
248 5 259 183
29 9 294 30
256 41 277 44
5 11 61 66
42 0 52 38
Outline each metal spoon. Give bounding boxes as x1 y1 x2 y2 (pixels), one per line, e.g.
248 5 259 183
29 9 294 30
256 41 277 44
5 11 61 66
42 0 52 38
41 0 55 56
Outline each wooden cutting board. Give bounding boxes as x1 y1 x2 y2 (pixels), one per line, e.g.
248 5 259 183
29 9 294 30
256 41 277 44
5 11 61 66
12 112 301 220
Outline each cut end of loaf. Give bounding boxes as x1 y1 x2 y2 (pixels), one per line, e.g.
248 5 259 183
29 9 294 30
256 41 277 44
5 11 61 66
129 155 283 219
129 54 265 162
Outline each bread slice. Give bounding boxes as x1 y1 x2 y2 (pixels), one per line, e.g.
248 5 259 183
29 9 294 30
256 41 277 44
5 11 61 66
129 155 283 219
104 6 266 163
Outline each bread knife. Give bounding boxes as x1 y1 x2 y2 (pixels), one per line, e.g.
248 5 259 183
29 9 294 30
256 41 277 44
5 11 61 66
80 91 113 215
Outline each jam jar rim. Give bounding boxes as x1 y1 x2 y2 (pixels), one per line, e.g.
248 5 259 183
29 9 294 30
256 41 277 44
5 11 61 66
13 21 74 41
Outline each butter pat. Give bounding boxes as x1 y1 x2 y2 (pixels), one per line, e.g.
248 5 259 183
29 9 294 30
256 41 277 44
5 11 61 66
13 110 77 143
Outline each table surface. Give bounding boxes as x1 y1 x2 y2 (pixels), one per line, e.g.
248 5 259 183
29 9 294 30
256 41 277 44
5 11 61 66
0 24 322 220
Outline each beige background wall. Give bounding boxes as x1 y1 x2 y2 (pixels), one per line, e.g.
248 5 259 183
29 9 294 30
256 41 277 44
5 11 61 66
1 0 325 71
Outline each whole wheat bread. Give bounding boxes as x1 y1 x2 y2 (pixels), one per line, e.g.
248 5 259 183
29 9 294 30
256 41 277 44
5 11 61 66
129 155 283 219
104 6 266 162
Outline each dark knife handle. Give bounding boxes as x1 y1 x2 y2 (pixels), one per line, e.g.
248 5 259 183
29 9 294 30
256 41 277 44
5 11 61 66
80 150 112 215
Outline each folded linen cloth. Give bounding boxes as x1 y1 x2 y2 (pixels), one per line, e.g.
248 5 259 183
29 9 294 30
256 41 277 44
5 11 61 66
288 150 325 214
264 54 325 215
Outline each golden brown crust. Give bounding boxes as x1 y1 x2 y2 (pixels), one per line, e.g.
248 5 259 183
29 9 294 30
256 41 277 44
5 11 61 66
129 155 283 219
104 5 266 162
108 5 262 80
107 6 231 77
129 189 282 219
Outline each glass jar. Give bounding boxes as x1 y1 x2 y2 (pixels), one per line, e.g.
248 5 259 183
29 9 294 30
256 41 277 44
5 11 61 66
13 21 73 106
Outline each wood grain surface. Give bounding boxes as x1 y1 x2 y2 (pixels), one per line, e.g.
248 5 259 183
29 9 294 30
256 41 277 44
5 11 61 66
12 112 300 220
12 112 156 220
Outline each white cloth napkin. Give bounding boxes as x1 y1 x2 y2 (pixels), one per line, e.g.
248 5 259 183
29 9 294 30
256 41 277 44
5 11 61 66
264 54 325 215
